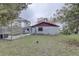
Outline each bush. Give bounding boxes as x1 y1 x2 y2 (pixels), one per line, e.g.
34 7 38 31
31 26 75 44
61 29 71 35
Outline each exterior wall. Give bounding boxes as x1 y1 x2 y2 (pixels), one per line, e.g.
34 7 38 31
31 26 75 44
23 27 31 34
20 22 24 28
8 25 23 35
8 19 31 34
0 27 9 39
31 26 60 35
21 22 29 28
0 27 9 34
31 27 36 34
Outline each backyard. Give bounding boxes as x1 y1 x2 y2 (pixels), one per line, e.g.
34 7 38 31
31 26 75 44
0 35 79 55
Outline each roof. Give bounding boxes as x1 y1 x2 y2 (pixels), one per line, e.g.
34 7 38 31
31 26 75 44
31 22 59 27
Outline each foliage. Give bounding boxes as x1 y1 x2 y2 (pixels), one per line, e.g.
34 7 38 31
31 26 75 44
54 3 79 34
0 3 30 26
61 29 71 35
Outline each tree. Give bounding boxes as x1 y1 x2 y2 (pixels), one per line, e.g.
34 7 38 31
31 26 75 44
54 3 79 34
0 3 31 26
37 17 48 23
0 3 31 40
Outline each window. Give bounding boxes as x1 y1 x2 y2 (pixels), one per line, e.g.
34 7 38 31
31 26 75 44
27 28 29 31
38 27 43 31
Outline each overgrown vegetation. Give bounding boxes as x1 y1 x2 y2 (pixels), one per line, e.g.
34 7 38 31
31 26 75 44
0 35 78 55
54 3 79 34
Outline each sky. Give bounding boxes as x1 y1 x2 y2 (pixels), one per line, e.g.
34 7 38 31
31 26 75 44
19 3 64 25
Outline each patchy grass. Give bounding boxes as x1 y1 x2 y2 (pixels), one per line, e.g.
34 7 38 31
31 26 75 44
0 35 79 55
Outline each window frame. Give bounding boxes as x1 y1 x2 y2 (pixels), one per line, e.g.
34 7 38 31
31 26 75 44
38 27 43 31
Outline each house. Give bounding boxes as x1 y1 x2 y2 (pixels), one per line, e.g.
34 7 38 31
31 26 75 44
8 17 31 35
15 17 31 34
0 26 9 39
15 17 31 28
0 17 30 39
30 22 60 35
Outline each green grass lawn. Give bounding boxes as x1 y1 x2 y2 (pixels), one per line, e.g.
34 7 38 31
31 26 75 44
0 34 79 56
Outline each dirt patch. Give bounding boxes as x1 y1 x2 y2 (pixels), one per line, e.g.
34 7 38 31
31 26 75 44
66 39 79 47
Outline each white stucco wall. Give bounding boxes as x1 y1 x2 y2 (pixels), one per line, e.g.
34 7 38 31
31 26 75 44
24 27 31 33
31 26 60 35
21 22 25 28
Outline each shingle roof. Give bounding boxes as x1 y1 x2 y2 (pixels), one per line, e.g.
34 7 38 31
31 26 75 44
31 22 59 27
